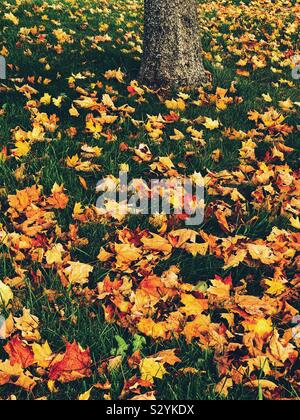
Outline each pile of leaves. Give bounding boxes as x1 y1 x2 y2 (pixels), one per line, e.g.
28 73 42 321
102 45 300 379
0 0 299 400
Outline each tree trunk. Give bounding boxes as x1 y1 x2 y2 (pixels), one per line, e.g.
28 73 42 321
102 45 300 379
139 0 207 90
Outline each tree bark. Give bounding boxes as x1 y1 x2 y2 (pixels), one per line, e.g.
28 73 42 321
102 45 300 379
139 0 207 90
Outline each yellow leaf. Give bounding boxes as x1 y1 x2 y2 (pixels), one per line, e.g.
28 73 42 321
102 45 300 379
0 360 37 391
32 342 53 368
278 98 294 111
4 13 19 25
108 356 122 372
140 358 167 383
40 93 52 105
53 96 63 108
12 141 31 158
0 281 13 307
73 202 84 216
269 330 297 365
202 117 220 130
45 244 64 265
245 318 273 337
207 280 231 300
78 387 93 401
262 93 272 103
165 98 186 112
131 392 156 400
216 377 233 397
137 318 167 340
245 380 277 390
69 106 80 117
64 262 93 285
66 154 79 168
180 294 208 316
14 308 41 341
290 217 300 230
104 68 125 83
265 279 286 296
97 247 113 262
74 96 98 109
47 380 59 393
141 234 172 255
248 244 276 265
114 243 142 269
184 242 208 257
170 129 185 141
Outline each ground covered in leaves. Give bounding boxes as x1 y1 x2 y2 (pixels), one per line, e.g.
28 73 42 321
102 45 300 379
0 0 300 401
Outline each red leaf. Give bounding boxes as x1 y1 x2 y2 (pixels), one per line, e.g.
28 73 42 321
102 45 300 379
49 341 92 383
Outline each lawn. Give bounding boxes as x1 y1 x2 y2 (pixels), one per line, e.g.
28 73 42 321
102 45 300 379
0 0 299 401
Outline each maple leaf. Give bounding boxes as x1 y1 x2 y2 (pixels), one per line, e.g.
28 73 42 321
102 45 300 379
180 294 208 317
49 341 92 383
223 249 247 270
170 129 185 141
69 105 80 117
247 357 271 376
154 349 181 366
12 141 31 158
141 234 172 255
73 96 99 109
98 247 114 262
183 242 209 257
244 318 273 338
290 217 300 229
137 318 168 340
4 12 19 25
183 315 211 344
104 68 125 83
165 98 186 112
64 261 93 285
207 279 231 301
32 341 53 368
265 278 286 296
216 377 233 397
248 244 277 265
46 183 69 209
40 93 52 105
14 308 41 341
278 98 294 112
108 355 123 373
114 243 142 270
140 358 168 383
168 229 198 248
4 335 34 369
45 243 64 265
0 281 13 307
268 330 298 366
0 360 37 391
2 0 300 401
78 387 94 400
245 380 278 391
202 117 220 130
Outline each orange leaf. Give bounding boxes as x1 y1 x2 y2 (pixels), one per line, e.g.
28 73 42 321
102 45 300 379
4 335 34 369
